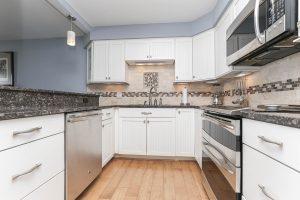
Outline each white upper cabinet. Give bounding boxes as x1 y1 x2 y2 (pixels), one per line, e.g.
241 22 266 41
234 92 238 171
87 40 127 83
175 38 193 82
193 29 216 80
125 38 175 61
92 41 108 82
149 39 175 60
108 41 126 82
125 40 150 61
215 6 234 77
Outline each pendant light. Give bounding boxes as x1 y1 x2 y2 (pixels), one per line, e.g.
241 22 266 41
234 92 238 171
67 15 76 46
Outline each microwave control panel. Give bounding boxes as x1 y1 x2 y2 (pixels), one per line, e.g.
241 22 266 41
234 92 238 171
267 0 285 27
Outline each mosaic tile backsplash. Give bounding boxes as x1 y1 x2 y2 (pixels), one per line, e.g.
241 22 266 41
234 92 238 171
144 72 159 88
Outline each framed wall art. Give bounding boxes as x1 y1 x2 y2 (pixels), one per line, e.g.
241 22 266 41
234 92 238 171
0 52 14 86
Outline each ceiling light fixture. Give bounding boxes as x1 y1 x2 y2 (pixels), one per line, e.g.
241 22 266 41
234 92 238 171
67 15 76 46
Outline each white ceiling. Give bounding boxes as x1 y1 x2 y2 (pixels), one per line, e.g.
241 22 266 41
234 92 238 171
66 0 218 27
0 0 83 40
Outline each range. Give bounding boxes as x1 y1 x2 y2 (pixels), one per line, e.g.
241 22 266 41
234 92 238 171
200 105 248 200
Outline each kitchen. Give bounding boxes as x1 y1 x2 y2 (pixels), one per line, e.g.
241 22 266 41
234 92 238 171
0 0 300 200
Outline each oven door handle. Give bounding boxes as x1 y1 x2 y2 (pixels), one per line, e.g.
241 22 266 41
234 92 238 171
203 142 235 174
202 114 235 131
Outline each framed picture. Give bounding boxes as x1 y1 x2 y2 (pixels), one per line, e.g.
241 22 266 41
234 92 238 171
0 52 14 86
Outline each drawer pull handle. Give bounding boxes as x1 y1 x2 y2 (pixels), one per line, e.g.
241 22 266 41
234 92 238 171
258 136 283 147
13 127 42 136
141 112 152 115
106 113 111 115
258 184 275 200
12 163 42 181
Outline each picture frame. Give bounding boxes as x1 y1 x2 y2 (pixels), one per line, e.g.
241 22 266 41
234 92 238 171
0 52 14 86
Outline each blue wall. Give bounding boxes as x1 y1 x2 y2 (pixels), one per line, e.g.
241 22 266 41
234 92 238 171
0 37 87 93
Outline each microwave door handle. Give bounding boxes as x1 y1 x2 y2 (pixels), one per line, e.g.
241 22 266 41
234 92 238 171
203 142 235 174
254 0 265 44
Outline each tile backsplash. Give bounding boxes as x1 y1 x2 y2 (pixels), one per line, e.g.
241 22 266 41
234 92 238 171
87 65 213 106
222 52 300 108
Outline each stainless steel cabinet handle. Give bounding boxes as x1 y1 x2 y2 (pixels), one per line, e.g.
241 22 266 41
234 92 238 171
254 0 265 44
258 184 275 200
69 113 101 119
178 111 181 114
143 120 146 124
102 124 105 128
147 120 150 124
12 163 42 181
176 76 178 79
13 126 42 136
106 113 111 115
141 112 152 115
258 136 283 147
203 142 235 174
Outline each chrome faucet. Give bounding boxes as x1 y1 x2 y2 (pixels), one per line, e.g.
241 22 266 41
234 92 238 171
148 86 157 106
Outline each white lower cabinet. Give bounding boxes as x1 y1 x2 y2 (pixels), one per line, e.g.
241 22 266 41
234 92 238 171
243 144 300 200
23 171 64 200
176 109 195 156
118 118 147 155
147 118 176 156
0 133 64 200
102 118 115 167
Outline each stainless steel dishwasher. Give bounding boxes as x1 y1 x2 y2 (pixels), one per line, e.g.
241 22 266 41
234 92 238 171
66 110 102 200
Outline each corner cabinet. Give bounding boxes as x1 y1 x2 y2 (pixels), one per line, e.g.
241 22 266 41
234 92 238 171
87 40 127 84
174 38 193 82
193 29 216 80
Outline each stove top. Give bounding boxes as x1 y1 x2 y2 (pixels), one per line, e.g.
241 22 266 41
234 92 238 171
202 105 250 116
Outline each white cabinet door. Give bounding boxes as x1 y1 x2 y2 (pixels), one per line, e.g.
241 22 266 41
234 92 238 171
175 38 193 81
147 118 176 156
125 40 150 61
149 39 175 60
243 145 300 200
215 8 233 77
108 41 126 82
118 118 147 155
93 41 109 82
193 29 216 80
176 109 195 157
194 109 203 168
102 119 114 167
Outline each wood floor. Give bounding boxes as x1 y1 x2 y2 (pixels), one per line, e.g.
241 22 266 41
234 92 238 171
77 158 209 200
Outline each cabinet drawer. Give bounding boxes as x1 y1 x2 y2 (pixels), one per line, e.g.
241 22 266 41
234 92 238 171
0 114 64 151
243 145 300 200
0 133 64 200
118 108 176 118
23 171 64 200
243 119 300 171
102 108 114 121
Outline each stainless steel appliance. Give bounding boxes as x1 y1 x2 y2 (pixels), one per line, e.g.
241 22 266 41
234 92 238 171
66 110 102 200
257 104 300 112
201 110 242 200
227 0 299 66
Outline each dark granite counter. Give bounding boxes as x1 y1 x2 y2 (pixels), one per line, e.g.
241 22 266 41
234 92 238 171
241 110 300 129
0 104 200 121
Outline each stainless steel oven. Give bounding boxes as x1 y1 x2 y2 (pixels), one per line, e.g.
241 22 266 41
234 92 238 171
227 0 299 66
201 112 242 200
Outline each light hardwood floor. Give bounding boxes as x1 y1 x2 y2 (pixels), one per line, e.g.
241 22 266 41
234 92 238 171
77 158 209 200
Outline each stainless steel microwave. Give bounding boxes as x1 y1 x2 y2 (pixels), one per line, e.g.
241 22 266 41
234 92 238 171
227 0 299 66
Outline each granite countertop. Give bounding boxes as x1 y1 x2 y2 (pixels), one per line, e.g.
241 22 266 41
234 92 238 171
241 110 300 129
0 86 99 97
0 104 200 121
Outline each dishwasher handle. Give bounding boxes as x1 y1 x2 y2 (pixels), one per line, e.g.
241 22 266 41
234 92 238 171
68 113 102 119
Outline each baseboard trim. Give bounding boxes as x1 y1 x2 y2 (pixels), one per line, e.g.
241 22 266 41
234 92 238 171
114 154 195 161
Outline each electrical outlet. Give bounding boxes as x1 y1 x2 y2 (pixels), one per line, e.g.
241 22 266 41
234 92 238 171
83 97 89 103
